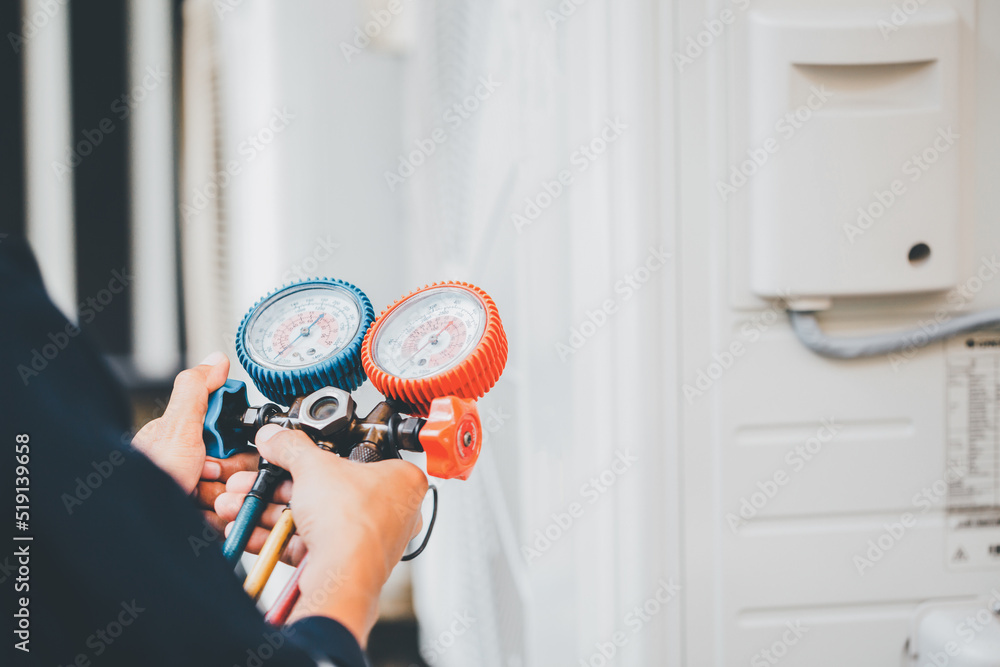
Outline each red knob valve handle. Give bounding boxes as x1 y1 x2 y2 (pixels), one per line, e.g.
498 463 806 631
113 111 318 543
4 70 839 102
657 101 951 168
418 396 482 480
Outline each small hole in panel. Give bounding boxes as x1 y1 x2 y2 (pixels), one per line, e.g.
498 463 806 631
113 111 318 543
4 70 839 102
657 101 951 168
908 243 931 265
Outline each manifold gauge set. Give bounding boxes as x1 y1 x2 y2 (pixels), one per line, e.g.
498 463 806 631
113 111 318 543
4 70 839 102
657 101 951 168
201 278 508 624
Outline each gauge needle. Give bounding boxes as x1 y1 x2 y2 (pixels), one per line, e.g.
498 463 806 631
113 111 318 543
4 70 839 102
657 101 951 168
401 320 454 369
278 314 324 357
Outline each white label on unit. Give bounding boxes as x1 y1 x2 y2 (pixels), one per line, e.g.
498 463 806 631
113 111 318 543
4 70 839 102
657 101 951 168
944 334 1000 571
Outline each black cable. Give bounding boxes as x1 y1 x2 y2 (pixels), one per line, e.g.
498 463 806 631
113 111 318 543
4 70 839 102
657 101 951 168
402 485 438 561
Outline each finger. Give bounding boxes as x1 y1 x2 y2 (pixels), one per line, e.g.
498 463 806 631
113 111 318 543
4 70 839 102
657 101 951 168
214 491 262 523
382 459 430 497
254 425 324 475
225 474 293 504
202 509 228 537
254 501 291 528
214 492 289 527
214 492 244 523
201 460 222 481
226 525 307 566
282 535 308 566
224 471 259 495
210 452 259 482
195 480 227 510
163 353 231 420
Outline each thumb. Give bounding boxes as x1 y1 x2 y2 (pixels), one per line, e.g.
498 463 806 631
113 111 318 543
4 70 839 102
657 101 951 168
255 425 322 474
163 352 231 419
200 351 231 392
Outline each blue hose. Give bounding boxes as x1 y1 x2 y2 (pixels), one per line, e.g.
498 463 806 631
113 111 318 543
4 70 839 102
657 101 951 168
222 495 265 566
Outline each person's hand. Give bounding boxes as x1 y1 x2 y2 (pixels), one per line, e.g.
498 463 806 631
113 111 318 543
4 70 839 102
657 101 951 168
132 353 258 526
235 424 428 647
215 475 306 564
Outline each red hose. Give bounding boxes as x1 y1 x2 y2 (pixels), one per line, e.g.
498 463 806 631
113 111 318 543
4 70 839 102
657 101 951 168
264 555 307 626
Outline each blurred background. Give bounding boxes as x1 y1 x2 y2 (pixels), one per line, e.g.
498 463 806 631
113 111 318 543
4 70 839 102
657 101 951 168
3 0 1000 665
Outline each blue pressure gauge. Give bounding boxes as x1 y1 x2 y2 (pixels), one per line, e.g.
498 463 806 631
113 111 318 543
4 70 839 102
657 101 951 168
235 278 374 405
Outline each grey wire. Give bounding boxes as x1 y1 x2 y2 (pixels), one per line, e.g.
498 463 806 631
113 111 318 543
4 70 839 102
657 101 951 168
787 308 1000 359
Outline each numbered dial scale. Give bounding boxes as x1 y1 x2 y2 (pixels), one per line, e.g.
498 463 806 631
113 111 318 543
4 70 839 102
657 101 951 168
362 282 507 415
236 278 375 405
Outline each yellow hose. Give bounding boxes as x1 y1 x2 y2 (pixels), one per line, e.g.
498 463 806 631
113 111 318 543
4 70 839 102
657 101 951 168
243 506 296 602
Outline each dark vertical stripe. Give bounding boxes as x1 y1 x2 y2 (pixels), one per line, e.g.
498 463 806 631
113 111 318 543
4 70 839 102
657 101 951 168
0 2 26 240
69 0 131 354
172 0 187 359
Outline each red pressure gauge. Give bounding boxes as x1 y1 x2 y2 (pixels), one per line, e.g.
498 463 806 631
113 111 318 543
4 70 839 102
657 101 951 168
361 282 507 416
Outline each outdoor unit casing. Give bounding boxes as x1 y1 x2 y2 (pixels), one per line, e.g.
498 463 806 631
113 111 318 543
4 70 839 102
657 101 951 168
746 8 963 299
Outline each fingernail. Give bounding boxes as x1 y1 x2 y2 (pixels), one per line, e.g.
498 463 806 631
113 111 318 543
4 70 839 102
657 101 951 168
256 424 283 443
199 351 226 366
203 460 222 480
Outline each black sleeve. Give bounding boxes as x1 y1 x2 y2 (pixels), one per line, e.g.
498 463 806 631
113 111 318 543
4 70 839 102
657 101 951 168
1 236 367 667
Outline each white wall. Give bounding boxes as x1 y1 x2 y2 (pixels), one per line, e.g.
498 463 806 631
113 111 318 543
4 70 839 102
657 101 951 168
187 0 1000 664
405 1 1000 666
180 0 415 608
182 0 409 389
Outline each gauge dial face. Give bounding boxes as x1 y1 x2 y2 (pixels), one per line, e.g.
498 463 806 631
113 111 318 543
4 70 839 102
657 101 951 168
245 285 363 370
372 287 487 380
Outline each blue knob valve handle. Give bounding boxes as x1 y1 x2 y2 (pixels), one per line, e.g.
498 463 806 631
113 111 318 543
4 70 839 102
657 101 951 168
203 379 255 459
202 379 281 566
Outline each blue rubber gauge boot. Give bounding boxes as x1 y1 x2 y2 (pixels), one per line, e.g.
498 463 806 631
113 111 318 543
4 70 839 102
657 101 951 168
234 278 374 405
